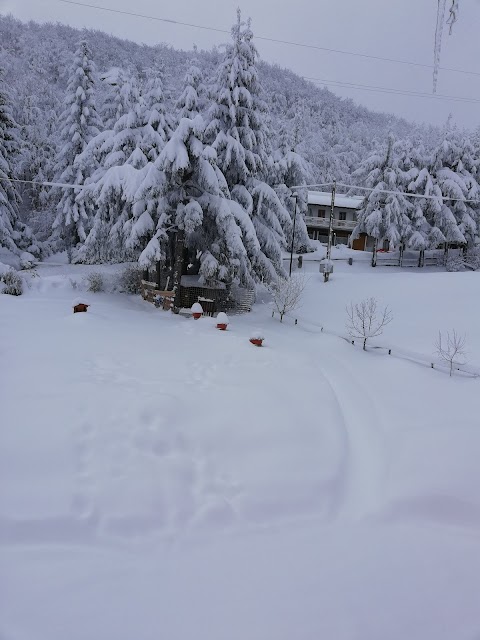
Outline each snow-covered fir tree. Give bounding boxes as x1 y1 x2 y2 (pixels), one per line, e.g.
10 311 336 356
352 135 414 252
273 123 312 253
0 72 35 257
428 131 473 246
77 75 147 263
206 11 292 282
407 142 448 249
122 67 173 256
52 40 102 254
137 53 254 288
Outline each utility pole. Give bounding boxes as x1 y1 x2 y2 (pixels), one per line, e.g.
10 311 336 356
289 192 298 277
324 180 336 282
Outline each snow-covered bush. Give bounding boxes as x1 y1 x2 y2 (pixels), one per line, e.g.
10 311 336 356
465 247 480 270
268 273 307 322
20 252 37 270
85 271 104 293
119 264 142 294
1 269 23 296
446 256 465 272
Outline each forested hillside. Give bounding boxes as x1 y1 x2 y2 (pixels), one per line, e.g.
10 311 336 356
0 13 478 280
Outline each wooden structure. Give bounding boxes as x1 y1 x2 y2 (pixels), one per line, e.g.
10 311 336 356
141 281 175 311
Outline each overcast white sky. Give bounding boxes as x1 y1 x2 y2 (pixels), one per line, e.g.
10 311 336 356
2 0 480 128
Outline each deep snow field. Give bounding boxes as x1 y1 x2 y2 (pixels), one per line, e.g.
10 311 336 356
1 252 480 640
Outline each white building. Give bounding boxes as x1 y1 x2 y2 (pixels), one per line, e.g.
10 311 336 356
306 191 374 251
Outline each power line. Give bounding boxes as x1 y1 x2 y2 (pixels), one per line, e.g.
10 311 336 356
3 176 478 205
305 77 480 105
296 182 480 205
58 0 480 79
0 176 83 189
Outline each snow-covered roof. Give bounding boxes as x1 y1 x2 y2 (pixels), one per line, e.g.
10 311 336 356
308 191 363 209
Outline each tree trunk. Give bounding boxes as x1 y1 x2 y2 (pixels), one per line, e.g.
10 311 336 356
371 239 377 267
156 261 161 289
363 338 367 351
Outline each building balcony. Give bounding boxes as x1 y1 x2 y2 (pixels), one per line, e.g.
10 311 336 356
305 216 356 230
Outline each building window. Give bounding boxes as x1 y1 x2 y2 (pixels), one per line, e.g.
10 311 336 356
318 208 326 218
339 211 347 221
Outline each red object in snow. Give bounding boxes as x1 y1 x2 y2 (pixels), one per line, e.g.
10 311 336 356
73 303 89 313
216 323 228 330
249 338 263 347
192 312 202 320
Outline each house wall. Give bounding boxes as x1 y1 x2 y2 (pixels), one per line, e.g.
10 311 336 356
307 205 356 222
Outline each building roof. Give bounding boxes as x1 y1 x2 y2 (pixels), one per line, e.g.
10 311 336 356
308 191 363 209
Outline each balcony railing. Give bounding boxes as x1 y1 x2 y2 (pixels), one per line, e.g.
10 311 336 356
305 216 356 230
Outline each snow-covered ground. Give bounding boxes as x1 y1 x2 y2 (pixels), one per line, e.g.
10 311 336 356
1 257 480 640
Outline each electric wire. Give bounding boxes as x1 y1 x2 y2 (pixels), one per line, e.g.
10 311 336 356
58 0 480 80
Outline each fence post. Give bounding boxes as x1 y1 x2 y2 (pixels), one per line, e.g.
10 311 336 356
295 319 298 325
388 349 391 355
431 363 434 369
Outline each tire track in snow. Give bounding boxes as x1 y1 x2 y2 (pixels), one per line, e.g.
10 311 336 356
315 347 387 521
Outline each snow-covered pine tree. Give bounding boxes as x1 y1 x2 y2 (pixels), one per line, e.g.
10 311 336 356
352 135 414 259
206 10 291 283
52 40 102 255
273 123 312 253
101 67 128 130
429 131 472 246
78 75 148 263
122 66 174 258
137 53 253 289
176 50 206 120
0 71 32 257
407 142 447 250
141 66 173 162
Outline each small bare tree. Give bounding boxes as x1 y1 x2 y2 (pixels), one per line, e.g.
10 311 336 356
435 329 467 377
269 273 307 322
346 297 392 350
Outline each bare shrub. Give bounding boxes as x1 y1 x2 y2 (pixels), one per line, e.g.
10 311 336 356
435 329 467 377
85 271 104 293
346 297 392 350
268 273 307 322
119 264 142 294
